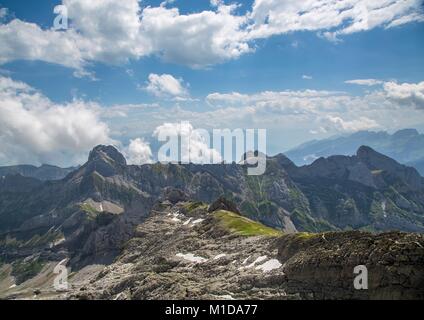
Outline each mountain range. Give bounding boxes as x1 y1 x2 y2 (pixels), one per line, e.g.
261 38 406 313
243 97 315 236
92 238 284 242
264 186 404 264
0 164 76 181
0 145 423 299
285 129 424 176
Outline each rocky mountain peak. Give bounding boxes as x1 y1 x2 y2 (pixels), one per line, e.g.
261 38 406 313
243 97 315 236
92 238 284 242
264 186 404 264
356 145 379 158
88 145 127 166
356 145 396 169
356 145 423 190
208 196 241 214
70 145 128 179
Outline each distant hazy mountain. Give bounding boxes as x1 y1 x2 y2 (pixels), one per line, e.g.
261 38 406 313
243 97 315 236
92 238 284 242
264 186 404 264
285 129 424 175
0 164 77 181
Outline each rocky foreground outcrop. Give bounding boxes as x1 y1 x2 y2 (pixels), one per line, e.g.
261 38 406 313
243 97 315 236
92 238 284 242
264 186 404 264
1 201 422 300
277 231 424 299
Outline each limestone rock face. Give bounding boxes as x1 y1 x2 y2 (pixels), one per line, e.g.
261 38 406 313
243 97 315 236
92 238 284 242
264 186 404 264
88 145 127 166
83 145 128 178
277 231 424 299
162 187 189 204
357 145 423 190
0 174 42 193
208 196 241 214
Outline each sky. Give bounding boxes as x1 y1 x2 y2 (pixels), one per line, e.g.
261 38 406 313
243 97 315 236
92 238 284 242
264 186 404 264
0 0 423 167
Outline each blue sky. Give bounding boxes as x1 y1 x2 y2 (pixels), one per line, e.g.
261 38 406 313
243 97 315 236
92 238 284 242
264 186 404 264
0 0 424 166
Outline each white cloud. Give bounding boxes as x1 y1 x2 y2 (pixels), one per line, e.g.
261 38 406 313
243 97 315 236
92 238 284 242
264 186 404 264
144 73 189 99
140 4 250 68
210 0 224 7
0 0 249 72
383 81 424 109
302 75 313 80
153 122 222 164
386 11 424 28
114 81 424 146
322 115 379 132
206 90 347 113
248 0 424 41
345 79 384 86
0 76 113 166
0 19 86 71
125 138 153 165
1 0 422 72
62 0 149 64
203 85 424 135
345 79 424 108
74 79 424 160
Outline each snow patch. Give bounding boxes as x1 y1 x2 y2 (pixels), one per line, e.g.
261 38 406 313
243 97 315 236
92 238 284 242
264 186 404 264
246 256 267 268
52 237 66 247
241 256 251 265
170 212 183 223
382 200 387 218
114 292 126 300
191 218 204 225
183 218 193 225
216 294 235 300
255 259 282 272
57 258 68 266
176 253 208 263
239 255 268 270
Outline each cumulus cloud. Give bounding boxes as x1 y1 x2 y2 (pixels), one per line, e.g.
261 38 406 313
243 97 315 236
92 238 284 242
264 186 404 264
248 0 424 41
144 74 189 100
383 81 424 109
302 75 313 80
0 76 113 166
0 0 249 72
153 122 222 164
0 19 86 71
203 88 400 135
125 138 153 165
140 4 250 68
1 0 422 72
39 84 422 156
322 115 380 132
114 80 424 144
62 0 149 64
